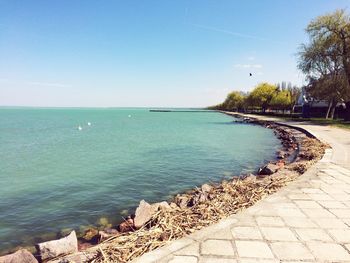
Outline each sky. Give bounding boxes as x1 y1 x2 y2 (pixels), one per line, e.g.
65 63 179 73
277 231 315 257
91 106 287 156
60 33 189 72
1 0 350 108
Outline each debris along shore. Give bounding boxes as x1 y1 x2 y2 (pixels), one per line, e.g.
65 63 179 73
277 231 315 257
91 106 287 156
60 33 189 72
0 115 328 263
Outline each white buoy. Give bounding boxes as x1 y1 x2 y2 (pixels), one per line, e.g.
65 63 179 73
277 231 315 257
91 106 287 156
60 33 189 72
87 122 91 126
78 125 82 131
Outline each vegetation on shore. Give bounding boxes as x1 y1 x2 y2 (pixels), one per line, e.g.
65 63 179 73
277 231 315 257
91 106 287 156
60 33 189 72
208 82 300 113
211 9 350 121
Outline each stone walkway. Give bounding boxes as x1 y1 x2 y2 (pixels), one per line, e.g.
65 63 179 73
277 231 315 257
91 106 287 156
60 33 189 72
133 115 350 263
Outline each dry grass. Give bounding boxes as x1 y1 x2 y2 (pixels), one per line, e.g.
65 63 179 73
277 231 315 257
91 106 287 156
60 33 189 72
89 175 297 262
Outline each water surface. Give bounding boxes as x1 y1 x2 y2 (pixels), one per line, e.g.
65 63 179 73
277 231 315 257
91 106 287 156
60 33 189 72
0 108 280 251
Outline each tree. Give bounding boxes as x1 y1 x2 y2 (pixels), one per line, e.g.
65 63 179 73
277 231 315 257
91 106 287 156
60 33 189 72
304 9 350 119
248 83 277 112
222 91 245 111
270 90 292 111
298 38 346 118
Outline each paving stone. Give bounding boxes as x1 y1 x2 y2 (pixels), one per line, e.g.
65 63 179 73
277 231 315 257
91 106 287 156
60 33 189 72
276 208 306 218
318 200 347 208
294 228 333 242
320 186 345 194
346 244 350 252
282 217 317 228
174 242 200 256
288 194 312 200
330 208 350 218
329 194 350 201
238 259 278 263
233 216 257 227
231 226 263 240
255 216 284 227
301 208 336 218
307 242 350 261
207 229 233 240
271 202 298 209
201 240 235 256
246 206 277 217
235 241 274 259
199 257 236 263
328 229 350 242
270 242 314 261
301 188 324 194
294 200 322 209
311 217 348 228
168 256 198 263
307 193 334 201
260 227 298 241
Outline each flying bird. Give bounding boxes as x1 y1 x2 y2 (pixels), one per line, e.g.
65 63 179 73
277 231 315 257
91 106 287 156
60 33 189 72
249 73 252 76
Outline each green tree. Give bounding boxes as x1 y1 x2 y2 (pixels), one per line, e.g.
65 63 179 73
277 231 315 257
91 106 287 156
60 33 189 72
304 9 350 119
223 91 245 111
248 83 277 112
270 90 292 111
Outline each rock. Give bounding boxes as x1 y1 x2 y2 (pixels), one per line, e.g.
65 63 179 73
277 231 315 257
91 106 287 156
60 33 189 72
104 228 119 235
157 201 171 210
151 201 171 212
97 217 111 228
98 231 112 241
118 218 134 232
201 184 212 193
258 163 280 175
160 232 170 241
59 228 74 238
36 231 78 261
256 173 267 179
134 200 153 229
199 193 207 203
277 151 286 159
243 174 256 182
78 241 94 251
188 192 208 206
0 249 38 263
175 196 189 209
82 228 99 243
120 209 129 216
48 251 97 263
276 161 285 169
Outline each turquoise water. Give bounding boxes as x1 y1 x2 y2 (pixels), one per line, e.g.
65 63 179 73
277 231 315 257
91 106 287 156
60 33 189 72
0 108 280 251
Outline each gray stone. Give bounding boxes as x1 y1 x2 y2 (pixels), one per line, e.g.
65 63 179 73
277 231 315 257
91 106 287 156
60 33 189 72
0 249 38 263
201 184 212 193
48 251 97 263
36 231 78 261
153 201 171 211
176 196 189 209
258 163 280 175
134 200 154 229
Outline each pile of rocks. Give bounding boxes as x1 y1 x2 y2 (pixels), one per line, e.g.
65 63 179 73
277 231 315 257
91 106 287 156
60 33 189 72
0 231 78 263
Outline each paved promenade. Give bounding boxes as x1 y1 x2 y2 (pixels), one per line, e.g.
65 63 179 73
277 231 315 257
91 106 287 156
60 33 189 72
134 115 350 263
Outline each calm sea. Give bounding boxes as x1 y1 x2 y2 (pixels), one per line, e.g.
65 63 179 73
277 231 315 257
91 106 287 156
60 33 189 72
0 108 280 251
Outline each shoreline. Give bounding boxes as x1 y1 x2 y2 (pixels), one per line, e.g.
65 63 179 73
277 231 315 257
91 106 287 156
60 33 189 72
0 112 328 262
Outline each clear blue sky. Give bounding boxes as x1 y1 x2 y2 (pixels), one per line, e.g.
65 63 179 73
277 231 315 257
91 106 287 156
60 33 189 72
1 0 349 107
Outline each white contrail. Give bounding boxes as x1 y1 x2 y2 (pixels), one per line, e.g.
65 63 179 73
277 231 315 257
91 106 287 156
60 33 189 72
189 23 286 44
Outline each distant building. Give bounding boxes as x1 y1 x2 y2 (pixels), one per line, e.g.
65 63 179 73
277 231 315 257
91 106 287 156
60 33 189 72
293 87 345 118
